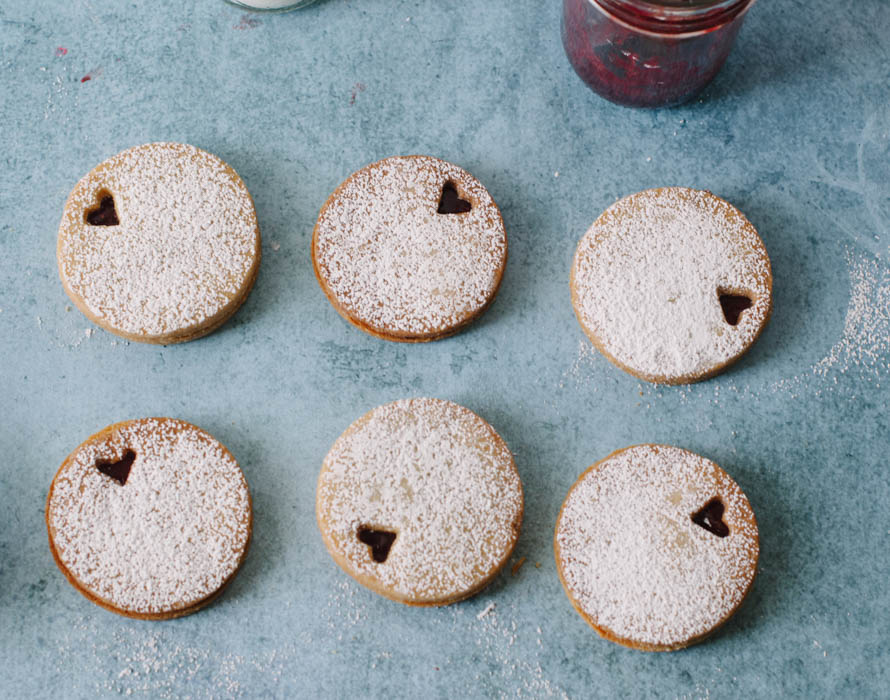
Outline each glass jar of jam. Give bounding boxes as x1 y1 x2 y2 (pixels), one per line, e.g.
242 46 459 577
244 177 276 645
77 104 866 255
562 0 756 108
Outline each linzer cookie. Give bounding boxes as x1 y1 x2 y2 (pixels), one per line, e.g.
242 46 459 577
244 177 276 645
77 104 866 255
312 156 507 342
46 418 252 619
57 143 261 344
554 444 759 651
316 398 523 605
570 187 772 384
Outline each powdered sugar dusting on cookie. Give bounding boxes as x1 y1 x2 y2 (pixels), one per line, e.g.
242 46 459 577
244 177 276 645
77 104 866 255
556 445 758 649
317 398 522 603
313 156 506 337
58 143 259 338
572 188 772 382
48 418 251 615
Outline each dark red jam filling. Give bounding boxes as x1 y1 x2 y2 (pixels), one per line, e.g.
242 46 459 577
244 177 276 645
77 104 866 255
95 449 136 486
691 497 730 537
357 527 397 563
85 192 120 226
437 182 472 214
561 0 751 107
719 291 753 325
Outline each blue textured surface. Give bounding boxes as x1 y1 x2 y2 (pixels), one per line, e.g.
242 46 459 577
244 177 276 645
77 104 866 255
1 1 889 697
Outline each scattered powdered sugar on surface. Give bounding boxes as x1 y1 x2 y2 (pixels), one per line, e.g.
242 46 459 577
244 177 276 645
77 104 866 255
804 251 888 380
48 418 251 614
322 581 569 699
453 602 569 699
36 299 130 350
58 143 258 337
318 398 522 602
770 250 890 396
314 156 506 336
52 582 568 699
561 338 601 389
572 188 771 381
54 616 304 698
556 445 758 648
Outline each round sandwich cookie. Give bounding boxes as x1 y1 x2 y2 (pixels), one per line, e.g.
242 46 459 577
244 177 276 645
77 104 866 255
555 444 759 651
312 156 507 342
57 142 261 344
46 418 252 619
316 398 523 606
570 187 772 384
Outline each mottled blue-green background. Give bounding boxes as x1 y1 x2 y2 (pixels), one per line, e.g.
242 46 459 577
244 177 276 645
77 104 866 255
1 1 889 697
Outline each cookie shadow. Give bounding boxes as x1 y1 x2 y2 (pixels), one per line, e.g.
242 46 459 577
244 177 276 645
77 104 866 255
453 397 570 586
456 166 561 344
199 428 287 613
218 489 282 612
696 456 796 649
715 190 850 383
197 144 324 346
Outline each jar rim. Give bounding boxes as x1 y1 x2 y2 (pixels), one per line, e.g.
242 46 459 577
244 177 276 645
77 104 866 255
590 0 756 36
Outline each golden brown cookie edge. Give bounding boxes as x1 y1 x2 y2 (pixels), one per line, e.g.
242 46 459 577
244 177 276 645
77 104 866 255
553 443 759 651
56 143 262 345
311 156 508 343
569 187 773 385
315 399 523 606
46 417 253 620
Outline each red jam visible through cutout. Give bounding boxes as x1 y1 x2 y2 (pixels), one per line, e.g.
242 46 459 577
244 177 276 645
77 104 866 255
95 449 136 486
437 181 472 214
85 190 120 226
719 291 754 326
691 498 730 538
357 527 397 563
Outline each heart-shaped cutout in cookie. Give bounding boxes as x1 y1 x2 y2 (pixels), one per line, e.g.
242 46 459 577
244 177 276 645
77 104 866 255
691 497 729 537
357 526 397 563
85 189 120 226
95 449 136 485
718 289 753 326
437 181 472 214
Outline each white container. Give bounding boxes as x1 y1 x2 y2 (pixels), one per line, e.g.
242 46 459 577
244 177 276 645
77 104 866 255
226 0 318 10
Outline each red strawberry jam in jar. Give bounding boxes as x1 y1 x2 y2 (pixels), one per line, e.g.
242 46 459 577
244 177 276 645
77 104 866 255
562 0 757 108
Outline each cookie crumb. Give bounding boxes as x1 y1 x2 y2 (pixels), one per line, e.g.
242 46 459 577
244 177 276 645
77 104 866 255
477 602 496 620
